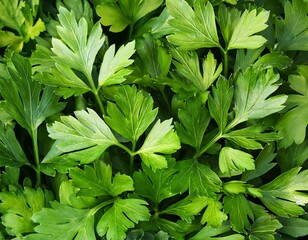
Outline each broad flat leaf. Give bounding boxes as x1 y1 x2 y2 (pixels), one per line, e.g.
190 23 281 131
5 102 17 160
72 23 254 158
224 125 281 150
166 0 220 50
219 147 255 176
96 198 150 240
201 197 228 227
30 201 96 240
105 85 157 143
276 66 308 147
0 54 65 135
0 124 29 167
47 108 118 164
136 119 180 171
224 194 254 233
170 49 221 96
176 98 210 150
136 33 171 78
162 196 209 223
208 77 234 132
276 0 308 51
171 159 222 197
261 167 308 217
0 0 24 32
233 67 287 125
133 163 178 204
278 217 308 238
191 222 244 240
248 202 282 240
96 0 163 32
0 30 22 50
277 140 308 172
0 187 46 236
242 143 276 182
98 41 135 86
217 4 269 50
69 161 133 197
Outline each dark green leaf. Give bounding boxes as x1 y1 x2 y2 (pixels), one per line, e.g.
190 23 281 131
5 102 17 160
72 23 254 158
278 217 308 238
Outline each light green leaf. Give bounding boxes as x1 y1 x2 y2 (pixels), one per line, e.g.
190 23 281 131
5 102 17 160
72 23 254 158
220 5 269 50
69 161 134 197
176 98 210 150
219 147 255 176
47 108 118 164
162 195 209 223
166 0 220 50
133 162 178 204
201 197 228 227
30 201 96 240
105 85 157 143
191 222 244 240
276 0 308 51
99 41 135 86
261 167 308 217
276 66 308 147
0 54 65 135
96 198 150 240
224 194 254 233
0 0 24 32
0 124 29 167
233 67 287 125
208 77 234 132
136 119 180 171
171 159 222 197
0 30 22 49
279 217 308 238
96 0 163 33
0 187 46 236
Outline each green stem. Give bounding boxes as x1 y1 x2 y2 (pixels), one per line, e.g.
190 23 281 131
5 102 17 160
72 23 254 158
223 50 229 77
93 91 106 116
31 129 41 187
115 142 134 156
194 132 223 159
160 87 172 114
90 199 114 216
129 141 136 175
128 23 134 41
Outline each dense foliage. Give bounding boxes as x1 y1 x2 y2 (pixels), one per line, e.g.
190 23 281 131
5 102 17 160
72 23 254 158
0 0 308 239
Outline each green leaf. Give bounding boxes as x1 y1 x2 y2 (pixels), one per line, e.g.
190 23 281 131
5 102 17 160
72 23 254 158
163 195 209 223
224 194 254 233
96 198 150 240
133 163 178 204
276 66 308 147
136 119 180 171
260 167 308 217
171 159 222 196
242 143 276 182
200 197 228 227
105 85 157 143
166 0 220 50
233 67 287 125
69 161 134 197
0 124 29 167
0 54 65 135
276 0 308 51
219 147 255 176
0 187 46 236
277 141 308 171
248 202 282 240
30 201 96 240
96 0 163 33
176 98 211 150
208 77 234 132
278 217 308 238
217 4 269 50
191 222 244 240
136 33 171 79
47 108 118 164
0 0 24 32
99 41 135 86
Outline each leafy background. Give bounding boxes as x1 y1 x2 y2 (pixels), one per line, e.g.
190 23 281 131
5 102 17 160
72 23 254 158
0 0 308 239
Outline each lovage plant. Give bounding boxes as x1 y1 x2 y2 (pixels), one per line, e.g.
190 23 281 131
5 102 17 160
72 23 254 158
0 0 308 239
